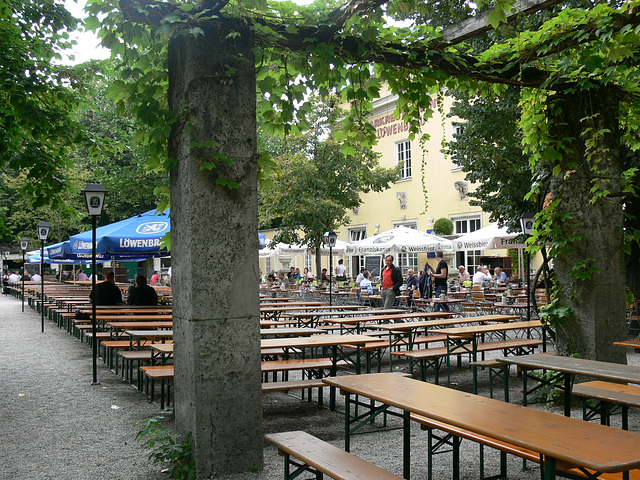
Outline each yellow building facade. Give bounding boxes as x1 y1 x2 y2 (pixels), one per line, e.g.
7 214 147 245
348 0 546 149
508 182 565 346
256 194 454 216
260 85 519 281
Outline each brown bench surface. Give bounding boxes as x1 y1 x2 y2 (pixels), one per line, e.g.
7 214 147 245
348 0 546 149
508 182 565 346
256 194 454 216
572 380 640 407
266 430 404 480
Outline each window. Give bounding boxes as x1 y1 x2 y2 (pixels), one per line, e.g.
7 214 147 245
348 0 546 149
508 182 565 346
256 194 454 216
265 257 271 274
397 252 419 276
304 255 312 271
452 214 482 273
395 140 412 179
348 227 367 278
348 227 367 242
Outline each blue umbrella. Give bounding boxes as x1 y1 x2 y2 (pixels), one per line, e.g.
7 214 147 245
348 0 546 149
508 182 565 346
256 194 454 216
47 241 150 263
69 209 171 257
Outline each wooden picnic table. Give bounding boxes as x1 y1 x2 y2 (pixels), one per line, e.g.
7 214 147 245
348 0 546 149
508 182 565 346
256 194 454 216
260 304 365 321
287 308 406 328
496 352 640 416
317 311 456 334
107 321 173 339
125 329 173 350
376 314 516 348
431 319 544 386
323 372 640 480
259 327 326 337
262 333 373 409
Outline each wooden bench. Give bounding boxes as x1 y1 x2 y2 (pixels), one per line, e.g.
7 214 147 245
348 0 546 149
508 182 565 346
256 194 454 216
400 338 543 383
411 413 640 480
266 430 404 480
139 365 174 409
343 334 449 373
117 350 154 385
261 358 348 382
571 380 640 430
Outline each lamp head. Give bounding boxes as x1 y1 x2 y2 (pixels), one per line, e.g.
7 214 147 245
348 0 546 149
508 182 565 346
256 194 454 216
81 183 107 217
323 231 337 248
20 237 28 251
36 221 51 241
520 212 535 236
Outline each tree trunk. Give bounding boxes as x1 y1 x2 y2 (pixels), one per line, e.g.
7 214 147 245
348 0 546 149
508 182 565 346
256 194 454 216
168 19 263 477
548 87 627 363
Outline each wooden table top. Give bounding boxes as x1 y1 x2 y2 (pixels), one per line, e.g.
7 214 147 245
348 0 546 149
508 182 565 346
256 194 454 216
96 314 173 321
124 329 174 339
260 305 365 313
496 352 640 385
261 334 373 349
259 327 326 336
289 309 406 320
319 311 456 326
151 343 174 355
375 314 518 332
432 320 542 338
107 321 173 330
323 373 640 473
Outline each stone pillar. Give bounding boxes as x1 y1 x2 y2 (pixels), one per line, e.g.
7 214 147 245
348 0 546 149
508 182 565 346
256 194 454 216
168 20 262 477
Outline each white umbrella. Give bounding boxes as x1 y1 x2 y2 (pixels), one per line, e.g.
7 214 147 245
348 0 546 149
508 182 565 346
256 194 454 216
274 243 308 256
453 224 526 251
309 239 351 256
346 226 453 255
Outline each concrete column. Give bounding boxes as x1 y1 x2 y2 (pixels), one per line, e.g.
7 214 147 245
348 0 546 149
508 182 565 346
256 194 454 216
168 20 262 478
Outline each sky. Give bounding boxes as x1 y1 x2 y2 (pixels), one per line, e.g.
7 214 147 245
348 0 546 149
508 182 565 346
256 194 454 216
62 0 110 64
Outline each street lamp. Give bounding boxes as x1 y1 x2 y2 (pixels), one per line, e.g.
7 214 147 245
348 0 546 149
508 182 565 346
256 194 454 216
324 231 337 306
36 222 51 333
2 250 9 296
520 212 535 323
82 183 107 385
20 237 28 312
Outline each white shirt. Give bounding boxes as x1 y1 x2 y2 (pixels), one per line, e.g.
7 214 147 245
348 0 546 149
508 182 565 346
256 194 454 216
31 273 42 282
355 273 364 284
472 271 491 285
336 264 346 276
8 273 20 282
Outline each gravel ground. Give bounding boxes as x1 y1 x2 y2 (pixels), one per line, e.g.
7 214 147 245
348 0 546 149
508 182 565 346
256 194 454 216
2 292 639 480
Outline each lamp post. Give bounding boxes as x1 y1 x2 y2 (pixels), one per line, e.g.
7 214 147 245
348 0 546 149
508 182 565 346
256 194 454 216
324 231 337 306
82 183 107 385
520 212 535 323
2 250 9 296
20 238 28 312
36 222 51 333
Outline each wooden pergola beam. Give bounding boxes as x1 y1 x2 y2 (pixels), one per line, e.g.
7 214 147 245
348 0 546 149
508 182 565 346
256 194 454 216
442 0 565 44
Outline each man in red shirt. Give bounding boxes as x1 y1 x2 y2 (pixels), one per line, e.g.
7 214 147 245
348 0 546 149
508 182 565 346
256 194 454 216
381 254 403 310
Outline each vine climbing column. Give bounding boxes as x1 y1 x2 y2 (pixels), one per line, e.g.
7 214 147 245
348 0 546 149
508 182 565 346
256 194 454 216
168 19 263 477
547 86 627 363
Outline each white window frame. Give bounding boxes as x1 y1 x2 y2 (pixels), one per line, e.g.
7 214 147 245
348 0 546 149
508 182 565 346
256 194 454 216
395 139 412 179
451 213 482 273
348 226 367 242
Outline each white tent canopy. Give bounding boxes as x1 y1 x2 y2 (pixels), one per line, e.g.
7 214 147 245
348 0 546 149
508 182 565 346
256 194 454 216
260 240 352 257
346 226 453 255
453 224 526 251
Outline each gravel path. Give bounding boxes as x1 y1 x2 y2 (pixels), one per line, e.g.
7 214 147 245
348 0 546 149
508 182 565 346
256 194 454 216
2 292 638 480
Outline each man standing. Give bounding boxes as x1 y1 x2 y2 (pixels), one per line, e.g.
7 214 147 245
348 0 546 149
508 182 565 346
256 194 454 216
335 259 347 281
381 255 403 310
428 251 449 312
90 271 123 305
